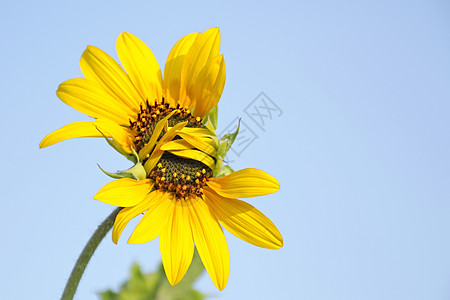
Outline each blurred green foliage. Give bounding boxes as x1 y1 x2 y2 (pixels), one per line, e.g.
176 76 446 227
99 250 206 300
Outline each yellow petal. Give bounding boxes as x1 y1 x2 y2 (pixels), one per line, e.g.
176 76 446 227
204 188 283 249
176 131 217 157
39 121 102 148
94 178 153 207
168 149 215 170
187 197 229 290
192 54 226 118
80 45 142 113
164 32 200 107
57 78 134 124
143 150 164 174
112 200 150 244
143 121 187 173
178 127 215 138
160 139 193 151
207 168 280 198
94 118 135 154
138 110 176 161
180 28 221 109
160 200 194 286
117 32 163 105
128 191 175 244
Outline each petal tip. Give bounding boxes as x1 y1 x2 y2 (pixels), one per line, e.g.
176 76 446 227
208 27 220 34
166 274 183 287
274 178 281 190
215 279 228 291
117 32 133 43
274 237 284 249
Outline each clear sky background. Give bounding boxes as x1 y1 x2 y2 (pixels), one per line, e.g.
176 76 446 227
1 0 450 299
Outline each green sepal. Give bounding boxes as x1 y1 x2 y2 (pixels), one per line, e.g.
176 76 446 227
96 127 138 164
218 119 239 155
97 163 147 181
202 105 218 134
217 165 235 177
97 165 137 180
124 163 147 180
213 119 240 177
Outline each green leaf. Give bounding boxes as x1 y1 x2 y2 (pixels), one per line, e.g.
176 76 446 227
99 290 117 300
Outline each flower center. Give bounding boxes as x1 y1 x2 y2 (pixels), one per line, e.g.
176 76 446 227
130 99 213 199
149 152 212 199
129 99 202 152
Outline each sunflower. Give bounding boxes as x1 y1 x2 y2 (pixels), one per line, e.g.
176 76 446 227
40 28 225 163
40 28 283 290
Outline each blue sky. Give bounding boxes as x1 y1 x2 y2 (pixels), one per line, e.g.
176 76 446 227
1 0 450 299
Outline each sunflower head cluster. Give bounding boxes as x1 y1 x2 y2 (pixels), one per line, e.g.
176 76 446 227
40 28 283 291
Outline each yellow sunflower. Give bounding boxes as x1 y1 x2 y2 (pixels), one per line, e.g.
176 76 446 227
40 28 225 164
40 28 283 290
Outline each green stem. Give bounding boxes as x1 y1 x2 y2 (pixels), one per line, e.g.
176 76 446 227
61 207 121 300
